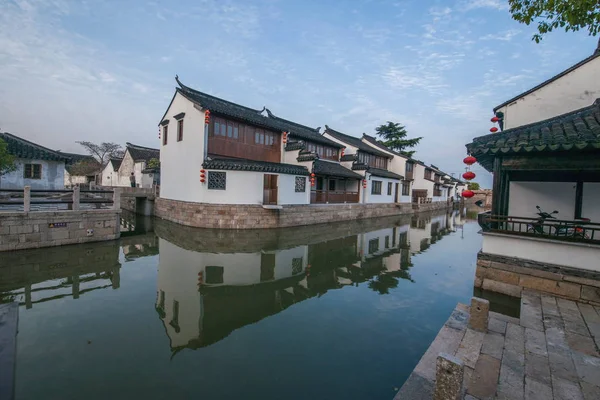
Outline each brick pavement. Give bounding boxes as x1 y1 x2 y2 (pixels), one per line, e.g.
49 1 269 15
395 290 600 399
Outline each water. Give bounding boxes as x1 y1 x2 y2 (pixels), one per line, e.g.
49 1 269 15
1 210 482 400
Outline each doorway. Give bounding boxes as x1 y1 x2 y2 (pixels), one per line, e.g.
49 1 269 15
263 174 278 205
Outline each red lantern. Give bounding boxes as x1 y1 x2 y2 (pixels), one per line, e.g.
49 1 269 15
200 169 205 173
310 173 315 178
462 171 476 180
490 127 498 133
362 179 367 189
340 148 345 158
283 131 288 144
463 156 477 165
462 190 474 198
491 116 499 123
198 271 203 285
204 110 211 124
200 178 206 183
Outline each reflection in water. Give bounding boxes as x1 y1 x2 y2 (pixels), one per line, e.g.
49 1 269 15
154 210 464 354
2 208 480 400
0 241 121 308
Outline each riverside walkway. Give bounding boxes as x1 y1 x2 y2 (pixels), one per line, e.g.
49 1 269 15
396 290 600 399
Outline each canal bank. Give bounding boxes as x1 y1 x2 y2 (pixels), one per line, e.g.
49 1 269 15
154 197 456 229
0 209 481 400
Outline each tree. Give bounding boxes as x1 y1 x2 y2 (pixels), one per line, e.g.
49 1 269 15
0 138 16 176
77 141 123 165
509 0 600 42
468 182 481 190
147 158 160 169
374 122 422 157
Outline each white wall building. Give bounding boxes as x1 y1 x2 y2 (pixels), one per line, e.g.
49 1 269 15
100 159 122 187
117 143 159 188
494 44 600 130
0 132 68 190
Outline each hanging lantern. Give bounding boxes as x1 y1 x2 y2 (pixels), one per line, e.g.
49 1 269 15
463 156 477 165
362 179 367 189
158 127 161 139
200 178 206 183
198 271 204 285
491 116 499 123
310 173 315 178
462 190 475 198
340 148 345 158
282 131 288 144
462 171 476 180
490 127 498 133
204 110 211 124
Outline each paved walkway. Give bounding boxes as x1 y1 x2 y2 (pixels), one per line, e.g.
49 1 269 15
395 290 600 399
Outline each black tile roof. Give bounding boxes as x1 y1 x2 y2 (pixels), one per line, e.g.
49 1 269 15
340 154 357 162
173 77 340 148
368 168 403 180
126 143 160 162
203 157 309 176
324 126 392 158
284 141 305 151
264 109 342 148
494 50 600 112
110 158 123 171
0 132 69 162
467 98 600 172
313 159 362 179
361 134 417 161
58 152 96 165
297 151 317 162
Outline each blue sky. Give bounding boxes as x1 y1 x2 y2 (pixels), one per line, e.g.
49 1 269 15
0 0 598 188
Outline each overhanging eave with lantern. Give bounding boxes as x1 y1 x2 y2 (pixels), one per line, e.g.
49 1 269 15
466 99 600 270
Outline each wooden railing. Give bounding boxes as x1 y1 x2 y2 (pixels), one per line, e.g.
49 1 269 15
478 212 600 245
0 186 120 211
311 190 359 204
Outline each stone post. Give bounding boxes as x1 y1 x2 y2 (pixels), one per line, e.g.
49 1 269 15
468 297 490 332
113 188 121 210
72 185 80 211
23 186 31 212
433 353 464 400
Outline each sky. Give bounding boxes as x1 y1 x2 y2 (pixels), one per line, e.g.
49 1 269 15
0 0 598 188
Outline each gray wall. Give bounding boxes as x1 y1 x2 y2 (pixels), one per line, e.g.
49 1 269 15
0 158 65 190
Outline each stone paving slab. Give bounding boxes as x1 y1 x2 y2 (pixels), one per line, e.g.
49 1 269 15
395 291 600 400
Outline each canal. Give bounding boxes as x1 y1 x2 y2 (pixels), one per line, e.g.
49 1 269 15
1 210 482 400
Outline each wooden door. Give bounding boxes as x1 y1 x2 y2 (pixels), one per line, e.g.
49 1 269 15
263 174 278 205
394 183 399 203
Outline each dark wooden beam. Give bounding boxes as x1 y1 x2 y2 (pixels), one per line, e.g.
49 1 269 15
491 157 503 216
502 153 600 171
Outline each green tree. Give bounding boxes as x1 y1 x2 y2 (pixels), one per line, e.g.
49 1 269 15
0 138 16 176
509 0 600 42
374 122 422 157
147 158 160 169
468 182 481 190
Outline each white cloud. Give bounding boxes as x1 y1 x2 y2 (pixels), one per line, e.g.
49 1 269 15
98 71 116 83
480 29 521 41
462 0 508 11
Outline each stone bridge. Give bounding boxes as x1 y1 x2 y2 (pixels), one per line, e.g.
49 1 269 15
92 185 156 216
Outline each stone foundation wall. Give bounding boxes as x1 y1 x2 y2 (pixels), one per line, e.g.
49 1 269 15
154 197 435 229
0 210 120 251
414 201 452 212
475 252 600 306
122 197 136 212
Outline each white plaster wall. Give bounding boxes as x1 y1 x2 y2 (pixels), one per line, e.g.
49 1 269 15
409 220 431 254
410 164 434 197
359 228 396 261
401 195 411 203
160 92 206 202
0 159 65 190
496 56 600 130
582 183 600 223
203 170 264 204
141 172 155 188
64 171 89 187
482 233 600 272
101 163 117 186
364 174 398 203
279 174 310 205
508 182 576 219
117 151 135 187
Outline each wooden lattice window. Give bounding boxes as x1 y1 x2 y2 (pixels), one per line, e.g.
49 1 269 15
295 176 306 192
24 164 41 179
207 171 226 190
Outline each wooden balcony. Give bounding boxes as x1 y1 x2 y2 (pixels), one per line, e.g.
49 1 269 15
311 190 359 204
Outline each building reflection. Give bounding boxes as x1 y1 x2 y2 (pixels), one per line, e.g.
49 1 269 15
154 210 460 354
0 241 121 308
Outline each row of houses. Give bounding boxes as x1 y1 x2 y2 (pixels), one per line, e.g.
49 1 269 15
158 77 465 207
0 132 159 190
